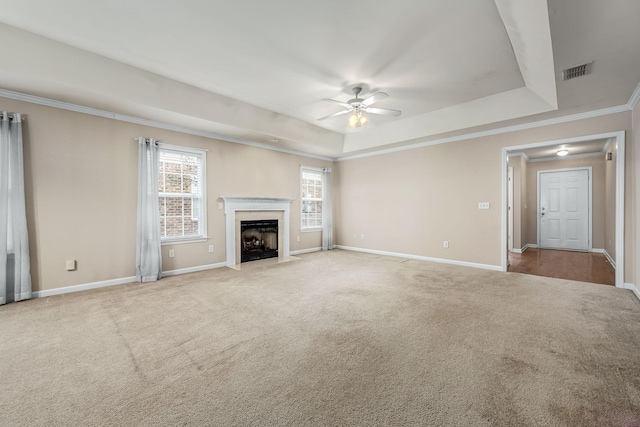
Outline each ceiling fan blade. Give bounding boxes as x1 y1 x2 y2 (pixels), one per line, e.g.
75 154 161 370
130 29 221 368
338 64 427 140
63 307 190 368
321 98 352 109
365 106 402 117
361 92 389 107
317 109 352 121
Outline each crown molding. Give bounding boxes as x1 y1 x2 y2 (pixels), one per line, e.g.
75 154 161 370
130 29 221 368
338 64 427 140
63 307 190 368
337 103 630 161
2 82 638 163
627 81 640 110
0 88 337 163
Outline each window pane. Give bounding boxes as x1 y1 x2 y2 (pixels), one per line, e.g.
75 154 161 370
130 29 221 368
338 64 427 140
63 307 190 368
159 147 205 240
166 197 182 217
164 173 183 193
301 168 323 229
166 216 183 237
160 218 166 238
302 200 322 228
159 197 166 217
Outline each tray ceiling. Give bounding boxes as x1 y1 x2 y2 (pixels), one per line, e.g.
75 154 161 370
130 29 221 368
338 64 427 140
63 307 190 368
0 0 638 158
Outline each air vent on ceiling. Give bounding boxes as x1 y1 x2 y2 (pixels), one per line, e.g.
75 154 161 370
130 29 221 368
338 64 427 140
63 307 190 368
562 62 593 80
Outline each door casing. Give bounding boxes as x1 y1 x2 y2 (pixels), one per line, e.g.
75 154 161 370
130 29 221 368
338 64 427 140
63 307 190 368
501 131 625 288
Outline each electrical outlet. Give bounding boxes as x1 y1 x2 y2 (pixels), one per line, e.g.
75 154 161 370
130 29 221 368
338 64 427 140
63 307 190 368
208 245 214 253
168 249 175 258
443 241 449 248
478 202 490 210
361 234 365 240
296 235 300 242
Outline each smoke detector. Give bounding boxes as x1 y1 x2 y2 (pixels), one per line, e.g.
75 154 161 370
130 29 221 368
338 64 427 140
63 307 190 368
562 62 593 80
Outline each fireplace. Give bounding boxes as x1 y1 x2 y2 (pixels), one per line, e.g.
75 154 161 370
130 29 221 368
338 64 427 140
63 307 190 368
241 219 278 262
221 197 293 267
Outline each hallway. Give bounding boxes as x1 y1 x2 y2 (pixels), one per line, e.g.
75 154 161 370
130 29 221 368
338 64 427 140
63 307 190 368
508 248 615 286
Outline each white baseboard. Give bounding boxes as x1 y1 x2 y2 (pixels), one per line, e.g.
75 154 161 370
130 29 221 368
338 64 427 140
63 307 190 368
32 262 228 298
335 245 502 272
290 247 322 255
511 244 535 254
623 283 640 301
589 248 616 268
33 276 137 298
603 251 616 268
161 262 227 277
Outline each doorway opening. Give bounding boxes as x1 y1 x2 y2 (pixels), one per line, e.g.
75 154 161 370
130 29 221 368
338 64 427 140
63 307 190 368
501 131 625 288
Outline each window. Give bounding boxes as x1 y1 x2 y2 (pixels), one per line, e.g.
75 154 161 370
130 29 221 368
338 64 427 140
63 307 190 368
158 145 206 242
301 167 323 230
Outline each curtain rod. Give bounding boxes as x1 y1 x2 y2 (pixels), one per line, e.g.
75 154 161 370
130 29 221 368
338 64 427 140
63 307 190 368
134 137 209 152
1 112 23 121
135 137 158 143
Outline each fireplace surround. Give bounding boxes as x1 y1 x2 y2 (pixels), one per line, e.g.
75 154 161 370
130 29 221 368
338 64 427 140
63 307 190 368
221 197 294 267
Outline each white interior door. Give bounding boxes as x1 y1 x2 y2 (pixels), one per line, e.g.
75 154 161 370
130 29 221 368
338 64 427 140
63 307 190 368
539 169 590 251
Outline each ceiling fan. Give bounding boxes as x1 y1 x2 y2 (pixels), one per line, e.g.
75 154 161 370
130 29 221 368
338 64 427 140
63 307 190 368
317 87 402 127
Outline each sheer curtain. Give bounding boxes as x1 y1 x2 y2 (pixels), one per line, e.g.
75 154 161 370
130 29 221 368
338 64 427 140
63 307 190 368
0 112 31 305
136 137 162 282
322 167 333 251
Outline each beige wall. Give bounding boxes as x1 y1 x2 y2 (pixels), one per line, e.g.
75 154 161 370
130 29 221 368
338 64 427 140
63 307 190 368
524 155 606 250
2 97 333 292
337 111 636 284
3 94 638 293
506 155 530 252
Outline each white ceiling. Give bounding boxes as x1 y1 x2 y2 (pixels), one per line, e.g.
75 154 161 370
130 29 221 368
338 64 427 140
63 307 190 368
0 0 638 158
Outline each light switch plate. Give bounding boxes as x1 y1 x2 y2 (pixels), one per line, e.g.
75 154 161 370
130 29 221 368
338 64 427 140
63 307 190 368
478 202 490 210
65 260 76 271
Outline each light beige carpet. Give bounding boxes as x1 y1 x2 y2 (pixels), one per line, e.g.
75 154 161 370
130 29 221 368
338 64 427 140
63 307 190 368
1 250 639 426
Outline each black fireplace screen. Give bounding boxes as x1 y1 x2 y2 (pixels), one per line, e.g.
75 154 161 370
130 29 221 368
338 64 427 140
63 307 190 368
241 219 278 262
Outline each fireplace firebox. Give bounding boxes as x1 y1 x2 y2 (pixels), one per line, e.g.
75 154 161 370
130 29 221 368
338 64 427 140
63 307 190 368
240 219 278 263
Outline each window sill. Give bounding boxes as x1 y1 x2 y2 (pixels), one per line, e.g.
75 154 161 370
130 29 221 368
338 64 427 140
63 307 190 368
301 228 322 233
161 237 208 246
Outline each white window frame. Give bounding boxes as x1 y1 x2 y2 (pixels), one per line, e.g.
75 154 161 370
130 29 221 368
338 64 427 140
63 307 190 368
300 166 323 232
158 143 207 244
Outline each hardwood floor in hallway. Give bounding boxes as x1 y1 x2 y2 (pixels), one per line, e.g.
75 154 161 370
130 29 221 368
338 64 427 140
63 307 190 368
508 248 615 286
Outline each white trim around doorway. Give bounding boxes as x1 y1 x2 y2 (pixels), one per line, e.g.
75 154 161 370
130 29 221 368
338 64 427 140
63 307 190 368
501 131 625 288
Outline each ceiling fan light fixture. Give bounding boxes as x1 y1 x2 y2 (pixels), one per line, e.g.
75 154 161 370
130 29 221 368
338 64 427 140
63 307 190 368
348 109 368 128
318 86 400 124
348 113 359 128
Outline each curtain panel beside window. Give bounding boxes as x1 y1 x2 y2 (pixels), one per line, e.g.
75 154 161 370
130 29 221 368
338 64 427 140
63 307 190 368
136 137 162 282
0 112 32 305
322 168 333 251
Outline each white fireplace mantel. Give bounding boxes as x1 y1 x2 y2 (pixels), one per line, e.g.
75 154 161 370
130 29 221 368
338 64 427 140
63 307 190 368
221 197 294 266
